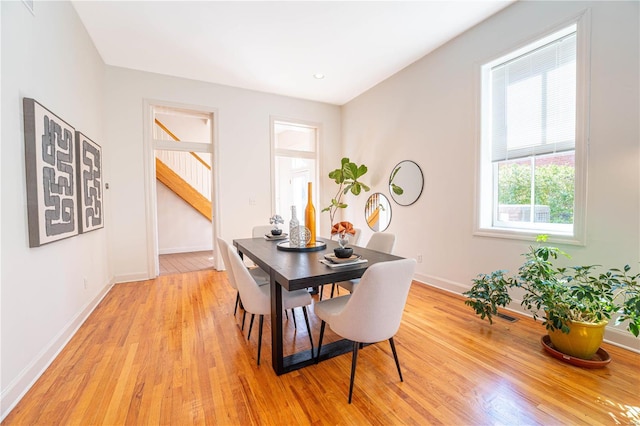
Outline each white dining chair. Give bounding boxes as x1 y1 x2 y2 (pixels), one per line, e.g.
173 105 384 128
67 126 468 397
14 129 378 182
351 228 362 246
331 232 396 296
251 224 302 324
227 244 314 365
314 258 416 403
244 225 275 273
217 237 269 331
252 225 273 238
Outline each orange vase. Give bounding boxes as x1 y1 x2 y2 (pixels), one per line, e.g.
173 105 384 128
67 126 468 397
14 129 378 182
305 182 316 246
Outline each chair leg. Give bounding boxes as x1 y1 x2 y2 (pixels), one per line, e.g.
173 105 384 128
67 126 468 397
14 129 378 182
330 283 336 298
248 314 255 340
285 310 289 320
257 315 264 366
348 341 359 404
242 311 247 331
302 306 314 352
319 285 324 300
291 309 297 328
389 337 403 382
316 321 326 363
234 292 240 315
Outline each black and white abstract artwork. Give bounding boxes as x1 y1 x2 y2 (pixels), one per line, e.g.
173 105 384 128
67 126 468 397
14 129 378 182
76 132 104 233
23 98 79 247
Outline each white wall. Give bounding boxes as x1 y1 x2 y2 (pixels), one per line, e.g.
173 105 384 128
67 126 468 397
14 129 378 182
104 67 341 282
342 1 639 350
1 1 111 417
156 182 213 254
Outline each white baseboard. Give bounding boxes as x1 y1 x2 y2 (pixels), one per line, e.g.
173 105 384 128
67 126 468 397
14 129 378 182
0 279 115 421
412 275 640 354
413 272 469 294
113 272 151 283
158 246 213 255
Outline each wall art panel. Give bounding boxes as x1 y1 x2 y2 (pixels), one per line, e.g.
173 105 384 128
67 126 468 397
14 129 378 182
23 98 79 247
75 132 104 233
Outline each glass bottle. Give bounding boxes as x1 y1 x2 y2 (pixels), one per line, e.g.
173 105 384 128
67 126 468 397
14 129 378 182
305 182 316 246
289 205 299 246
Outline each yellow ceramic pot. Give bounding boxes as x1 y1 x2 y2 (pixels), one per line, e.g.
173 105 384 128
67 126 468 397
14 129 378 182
547 319 607 360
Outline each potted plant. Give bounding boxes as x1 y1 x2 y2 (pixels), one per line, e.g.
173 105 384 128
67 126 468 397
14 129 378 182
321 157 370 230
269 214 284 236
464 236 639 361
331 221 356 258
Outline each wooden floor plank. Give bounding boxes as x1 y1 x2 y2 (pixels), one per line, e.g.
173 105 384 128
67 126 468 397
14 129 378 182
3 270 639 425
159 250 215 276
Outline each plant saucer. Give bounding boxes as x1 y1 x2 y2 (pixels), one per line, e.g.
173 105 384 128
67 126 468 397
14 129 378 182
540 335 611 368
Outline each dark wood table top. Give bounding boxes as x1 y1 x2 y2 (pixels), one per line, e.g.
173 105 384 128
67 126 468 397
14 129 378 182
233 237 403 291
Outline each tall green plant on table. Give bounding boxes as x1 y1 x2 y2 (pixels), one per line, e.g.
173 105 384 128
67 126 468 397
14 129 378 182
463 235 640 360
321 157 370 228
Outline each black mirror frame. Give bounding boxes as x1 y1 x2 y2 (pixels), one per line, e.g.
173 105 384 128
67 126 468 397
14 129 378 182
364 192 392 232
389 160 424 206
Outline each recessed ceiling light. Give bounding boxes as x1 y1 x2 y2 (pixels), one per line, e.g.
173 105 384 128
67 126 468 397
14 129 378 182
313 73 325 80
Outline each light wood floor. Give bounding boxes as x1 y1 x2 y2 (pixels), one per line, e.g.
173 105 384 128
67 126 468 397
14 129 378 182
159 250 215 275
3 270 639 425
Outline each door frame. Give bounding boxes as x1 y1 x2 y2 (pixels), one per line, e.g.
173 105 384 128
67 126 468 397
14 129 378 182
142 99 221 277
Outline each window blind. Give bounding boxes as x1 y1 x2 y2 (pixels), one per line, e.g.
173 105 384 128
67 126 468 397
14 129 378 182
491 32 577 162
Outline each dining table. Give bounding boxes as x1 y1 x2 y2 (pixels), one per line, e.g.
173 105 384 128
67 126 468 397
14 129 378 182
233 236 403 375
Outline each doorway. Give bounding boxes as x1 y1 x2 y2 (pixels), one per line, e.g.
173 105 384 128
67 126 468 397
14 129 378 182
144 102 219 277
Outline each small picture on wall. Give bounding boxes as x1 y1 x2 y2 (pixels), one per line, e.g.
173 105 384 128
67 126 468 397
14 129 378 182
23 98 79 247
76 132 104 233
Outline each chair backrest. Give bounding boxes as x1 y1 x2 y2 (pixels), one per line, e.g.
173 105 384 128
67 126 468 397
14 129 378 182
216 237 237 290
252 225 273 238
330 258 416 343
366 232 396 254
226 245 271 315
352 228 362 246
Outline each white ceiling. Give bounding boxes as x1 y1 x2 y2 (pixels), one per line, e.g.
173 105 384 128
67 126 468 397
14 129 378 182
72 1 514 105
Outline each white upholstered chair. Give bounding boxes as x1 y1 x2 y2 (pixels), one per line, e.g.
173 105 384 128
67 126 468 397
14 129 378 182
244 225 274 277
350 228 363 246
252 225 273 238
217 237 269 331
333 232 396 295
314 258 416 403
227 244 314 365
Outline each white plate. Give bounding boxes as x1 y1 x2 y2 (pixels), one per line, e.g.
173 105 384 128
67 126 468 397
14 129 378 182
319 258 368 268
264 233 288 241
324 253 361 264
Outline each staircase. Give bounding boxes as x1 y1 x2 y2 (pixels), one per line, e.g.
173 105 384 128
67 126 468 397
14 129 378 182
155 119 212 221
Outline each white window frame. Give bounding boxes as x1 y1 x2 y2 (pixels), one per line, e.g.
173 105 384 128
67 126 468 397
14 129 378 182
270 117 321 226
475 11 590 245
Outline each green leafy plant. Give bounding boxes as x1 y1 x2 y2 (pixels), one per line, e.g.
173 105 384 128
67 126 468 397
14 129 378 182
389 166 404 196
464 235 640 337
321 158 370 227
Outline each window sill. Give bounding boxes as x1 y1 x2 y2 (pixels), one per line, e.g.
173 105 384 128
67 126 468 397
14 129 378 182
473 226 585 246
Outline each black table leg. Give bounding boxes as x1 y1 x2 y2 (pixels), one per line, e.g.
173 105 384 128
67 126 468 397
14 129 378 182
270 270 284 375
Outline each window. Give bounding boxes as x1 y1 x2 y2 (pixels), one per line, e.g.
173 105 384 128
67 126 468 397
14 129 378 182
272 120 319 227
477 17 589 243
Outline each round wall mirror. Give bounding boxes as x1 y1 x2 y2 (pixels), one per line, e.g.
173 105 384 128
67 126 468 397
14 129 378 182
365 193 392 232
389 160 424 206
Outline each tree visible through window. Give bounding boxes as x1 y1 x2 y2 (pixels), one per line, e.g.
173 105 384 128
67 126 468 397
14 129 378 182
478 20 587 240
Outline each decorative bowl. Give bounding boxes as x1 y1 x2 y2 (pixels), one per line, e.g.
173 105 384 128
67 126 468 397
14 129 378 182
334 247 353 259
271 228 283 236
